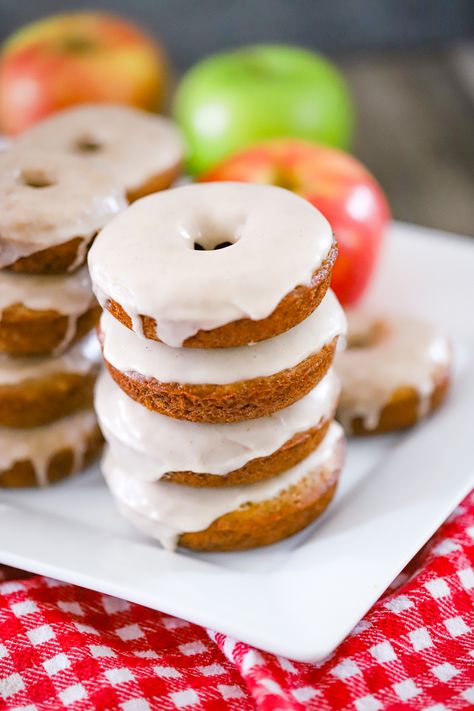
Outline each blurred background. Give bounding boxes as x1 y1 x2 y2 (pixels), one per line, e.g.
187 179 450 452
0 0 473 235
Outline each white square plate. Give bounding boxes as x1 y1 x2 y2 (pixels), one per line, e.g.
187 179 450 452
0 222 473 663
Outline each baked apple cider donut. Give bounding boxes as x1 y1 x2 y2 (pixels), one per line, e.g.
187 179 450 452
0 333 100 428
0 266 100 356
336 312 451 435
103 421 345 551
95 368 340 487
99 289 346 423
88 182 338 348
0 148 126 273
0 410 102 488
17 104 184 203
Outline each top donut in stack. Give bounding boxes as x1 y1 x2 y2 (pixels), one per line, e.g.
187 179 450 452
90 182 347 551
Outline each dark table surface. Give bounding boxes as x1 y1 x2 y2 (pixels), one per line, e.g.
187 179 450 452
339 44 474 236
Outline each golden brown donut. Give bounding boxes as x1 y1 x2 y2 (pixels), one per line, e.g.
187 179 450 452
88 183 337 350
105 422 345 552
105 243 337 348
336 312 452 435
0 335 100 428
17 104 184 205
0 303 101 356
103 337 337 423
164 419 331 487
0 411 103 488
7 236 93 275
0 265 100 356
347 375 450 436
0 147 125 274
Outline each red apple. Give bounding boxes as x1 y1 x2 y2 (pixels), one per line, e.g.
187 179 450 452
200 140 390 305
0 12 169 135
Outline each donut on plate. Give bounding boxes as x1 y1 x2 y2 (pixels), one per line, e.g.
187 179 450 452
0 333 100 428
17 104 184 203
336 312 451 435
99 290 346 423
88 182 338 349
0 266 100 356
0 148 126 273
103 421 345 551
95 368 340 487
0 410 102 488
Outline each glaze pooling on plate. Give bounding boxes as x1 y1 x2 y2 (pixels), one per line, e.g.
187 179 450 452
336 312 451 431
100 290 346 384
95 368 340 480
17 104 184 196
103 422 344 550
0 147 126 269
0 410 98 487
88 182 333 347
0 332 101 386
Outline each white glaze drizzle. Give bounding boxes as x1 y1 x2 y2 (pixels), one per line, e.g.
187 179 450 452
17 104 184 196
95 368 340 480
103 421 344 550
335 312 451 432
0 147 126 268
88 182 334 347
100 289 346 384
0 409 98 487
0 332 100 386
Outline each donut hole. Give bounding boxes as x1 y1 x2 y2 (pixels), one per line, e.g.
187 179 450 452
347 320 387 349
20 169 55 189
193 240 234 251
188 215 244 251
74 136 102 153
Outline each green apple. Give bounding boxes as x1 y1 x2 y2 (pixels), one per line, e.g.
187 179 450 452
173 44 354 175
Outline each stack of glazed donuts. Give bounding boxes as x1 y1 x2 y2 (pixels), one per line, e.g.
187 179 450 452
0 104 184 488
90 182 347 551
0 147 125 487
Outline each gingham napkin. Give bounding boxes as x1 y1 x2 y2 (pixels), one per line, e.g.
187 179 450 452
0 491 473 711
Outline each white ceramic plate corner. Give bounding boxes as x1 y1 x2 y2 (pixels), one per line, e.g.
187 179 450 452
0 222 473 662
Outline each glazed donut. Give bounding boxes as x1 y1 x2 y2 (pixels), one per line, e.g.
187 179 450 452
0 148 126 273
103 421 344 551
95 368 340 487
0 410 102 488
17 104 184 202
336 312 451 435
99 290 346 423
0 333 100 428
88 182 337 349
0 266 100 356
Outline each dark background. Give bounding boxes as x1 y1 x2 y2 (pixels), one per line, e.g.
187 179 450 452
1 0 473 234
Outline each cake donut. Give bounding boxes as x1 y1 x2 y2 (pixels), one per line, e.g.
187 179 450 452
336 312 451 435
0 266 100 356
17 104 184 203
88 182 337 349
0 333 100 428
103 421 344 551
0 410 102 488
0 148 126 273
95 368 340 487
99 290 346 423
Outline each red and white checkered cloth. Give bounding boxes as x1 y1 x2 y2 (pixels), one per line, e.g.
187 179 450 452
0 492 473 711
